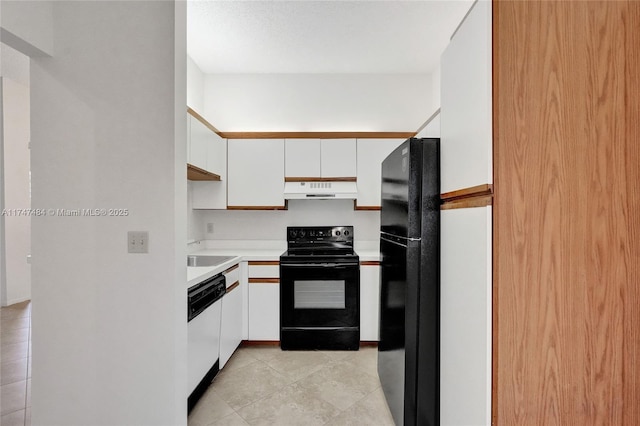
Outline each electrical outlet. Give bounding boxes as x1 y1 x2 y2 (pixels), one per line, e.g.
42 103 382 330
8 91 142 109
128 231 149 253
206 223 214 234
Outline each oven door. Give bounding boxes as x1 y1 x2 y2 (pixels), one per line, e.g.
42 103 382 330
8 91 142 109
280 261 360 330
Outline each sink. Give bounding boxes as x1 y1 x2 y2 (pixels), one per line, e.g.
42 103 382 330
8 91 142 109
187 255 235 267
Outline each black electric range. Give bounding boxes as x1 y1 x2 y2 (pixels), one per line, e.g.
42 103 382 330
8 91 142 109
279 226 360 350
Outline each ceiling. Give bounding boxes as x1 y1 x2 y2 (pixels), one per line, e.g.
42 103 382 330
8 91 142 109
187 0 474 74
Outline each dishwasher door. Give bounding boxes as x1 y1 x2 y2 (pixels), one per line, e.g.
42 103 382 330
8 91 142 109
187 298 222 398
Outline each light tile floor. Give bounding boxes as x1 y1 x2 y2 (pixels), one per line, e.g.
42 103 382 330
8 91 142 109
1 301 31 426
188 345 395 426
0 302 394 426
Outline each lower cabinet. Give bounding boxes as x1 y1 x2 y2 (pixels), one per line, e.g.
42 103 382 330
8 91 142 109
440 206 492 426
248 282 280 340
220 282 242 368
247 261 280 341
360 263 381 341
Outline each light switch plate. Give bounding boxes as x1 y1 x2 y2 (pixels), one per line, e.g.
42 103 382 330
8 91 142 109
128 231 149 253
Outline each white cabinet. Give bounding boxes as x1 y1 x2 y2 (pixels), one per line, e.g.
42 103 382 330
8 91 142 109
191 131 227 209
320 139 356 177
440 206 492 426
440 0 492 193
247 261 280 341
355 138 405 208
188 114 208 171
284 138 356 179
188 114 226 177
285 139 321 177
220 265 242 368
227 139 285 208
360 263 381 341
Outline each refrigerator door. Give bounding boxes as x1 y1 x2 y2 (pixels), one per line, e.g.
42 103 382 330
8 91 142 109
380 139 424 240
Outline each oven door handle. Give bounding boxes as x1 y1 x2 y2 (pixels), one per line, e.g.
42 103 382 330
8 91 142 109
280 262 359 268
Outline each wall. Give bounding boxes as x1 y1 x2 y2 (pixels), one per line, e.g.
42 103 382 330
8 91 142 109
494 1 640 424
204 73 431 132
187 182 204 242
1 76 31 305
200 199 379 243
0 0 54 57
29 2 187 425
186 55 205 114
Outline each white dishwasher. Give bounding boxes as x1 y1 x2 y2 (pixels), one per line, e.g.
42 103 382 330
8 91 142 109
187 273 226 412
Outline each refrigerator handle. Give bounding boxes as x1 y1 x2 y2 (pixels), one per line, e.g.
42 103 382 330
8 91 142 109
380 235 408 248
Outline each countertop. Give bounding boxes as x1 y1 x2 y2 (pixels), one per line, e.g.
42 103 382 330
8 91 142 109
186 240 380 289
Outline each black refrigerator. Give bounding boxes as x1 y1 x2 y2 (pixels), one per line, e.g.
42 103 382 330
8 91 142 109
378 137 440 426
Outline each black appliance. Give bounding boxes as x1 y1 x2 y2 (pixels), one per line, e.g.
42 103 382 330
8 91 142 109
280 226 360 350
378 138 440 425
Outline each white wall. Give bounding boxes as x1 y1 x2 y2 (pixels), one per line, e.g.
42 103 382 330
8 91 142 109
0 0 54 57
29 2 187 425
431 65 441 113
187 182 204 242
200 199 379 243
1 77 31 305
187 55 205 114
204 73 432 132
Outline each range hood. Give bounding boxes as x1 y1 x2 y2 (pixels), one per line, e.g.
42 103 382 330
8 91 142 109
284 181 358 200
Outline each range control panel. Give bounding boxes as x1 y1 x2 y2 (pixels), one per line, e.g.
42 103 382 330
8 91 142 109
287 226 353 244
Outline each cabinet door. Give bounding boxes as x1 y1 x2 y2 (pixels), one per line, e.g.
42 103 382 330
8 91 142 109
188 115 209 171
192 135 227 209
227 139 285 208
356 138 404 208
360 264 380 341
440 0 492 193
220 283 243 368
285 139 321 178
320 139 356 178
248 283 280 341
440 206 491 426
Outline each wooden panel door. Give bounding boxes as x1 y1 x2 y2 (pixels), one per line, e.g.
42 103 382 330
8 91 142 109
493 1 640 424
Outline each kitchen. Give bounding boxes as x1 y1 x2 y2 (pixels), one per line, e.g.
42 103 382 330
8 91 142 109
183 1 467 424
3 1 639 426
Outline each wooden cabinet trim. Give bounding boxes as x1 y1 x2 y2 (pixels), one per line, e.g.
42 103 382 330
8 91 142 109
222 131 415 139
284 177 357 182
248 261 280 266
187 164 221 181
441 195 493 210
223 264 239 274
441 184 493 209
227 204 288 211
360 261 380 266
226 280 240 293
248 278 280 284
441 184 493 202
187 107 223 136
354 204 381 211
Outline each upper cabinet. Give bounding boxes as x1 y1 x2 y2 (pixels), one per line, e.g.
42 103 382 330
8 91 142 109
284 138 356 179
227 139 286 209
355 138 405 209
440 0 492 193
187 109 225 181
284 139 321 178
319 139 356 178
